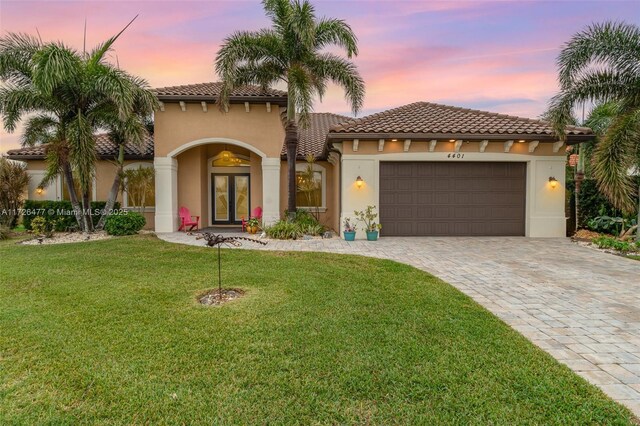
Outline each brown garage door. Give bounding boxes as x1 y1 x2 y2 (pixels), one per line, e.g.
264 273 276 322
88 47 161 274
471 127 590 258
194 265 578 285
380 162 526 236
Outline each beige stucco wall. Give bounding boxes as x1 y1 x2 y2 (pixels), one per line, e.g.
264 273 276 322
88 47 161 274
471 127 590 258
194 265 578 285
154 102 285 158
336 139 567 238
21 158 155 229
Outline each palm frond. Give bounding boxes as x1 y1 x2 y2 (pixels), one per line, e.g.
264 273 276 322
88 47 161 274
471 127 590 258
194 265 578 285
558 21 640 89
584 101 620 135
288 64 314 127
31 42 81 96
0 32 41 85
314 18 358 57
21 113 59 146
87 15 138 65
308 53 365 115
289 0 316 50
592 109 640 212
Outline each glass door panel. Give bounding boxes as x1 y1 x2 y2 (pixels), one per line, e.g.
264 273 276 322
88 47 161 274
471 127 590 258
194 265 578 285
214 176 229 221
234 176 249 221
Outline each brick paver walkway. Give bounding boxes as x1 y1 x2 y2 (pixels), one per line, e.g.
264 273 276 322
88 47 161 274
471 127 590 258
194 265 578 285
159 232 640 416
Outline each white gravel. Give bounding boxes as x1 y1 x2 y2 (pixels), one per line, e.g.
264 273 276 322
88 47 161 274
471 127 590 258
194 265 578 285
20 231 113 245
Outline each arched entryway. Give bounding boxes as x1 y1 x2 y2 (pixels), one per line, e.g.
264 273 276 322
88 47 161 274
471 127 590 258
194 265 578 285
154 138 281 232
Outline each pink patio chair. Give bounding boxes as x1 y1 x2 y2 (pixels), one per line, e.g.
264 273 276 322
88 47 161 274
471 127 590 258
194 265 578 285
241 206 263 232
178 206 200 232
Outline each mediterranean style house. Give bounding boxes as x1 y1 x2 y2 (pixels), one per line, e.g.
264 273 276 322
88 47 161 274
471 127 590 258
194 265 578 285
7 82 593 238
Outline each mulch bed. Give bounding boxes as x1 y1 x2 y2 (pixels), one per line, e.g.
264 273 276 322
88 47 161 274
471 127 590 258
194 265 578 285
198 288 245 306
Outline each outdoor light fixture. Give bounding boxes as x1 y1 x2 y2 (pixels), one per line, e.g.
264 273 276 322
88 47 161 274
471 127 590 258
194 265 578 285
449 139 456 142
518 140 525 143
391 138 398 141
36 187 44 195
356 176 364 189
548 176 558 189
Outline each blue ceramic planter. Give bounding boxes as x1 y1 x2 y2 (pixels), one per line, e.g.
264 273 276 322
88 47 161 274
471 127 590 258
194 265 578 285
366 231 379 241
344 231 356 241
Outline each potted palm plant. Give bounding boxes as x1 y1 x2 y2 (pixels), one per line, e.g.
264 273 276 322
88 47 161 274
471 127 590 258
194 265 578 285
343 218 357 241
354 205 382 241
246 217 260 234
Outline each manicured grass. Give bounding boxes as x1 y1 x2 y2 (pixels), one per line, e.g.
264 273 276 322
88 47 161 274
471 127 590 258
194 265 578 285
628 255 640 261
0 235 635 424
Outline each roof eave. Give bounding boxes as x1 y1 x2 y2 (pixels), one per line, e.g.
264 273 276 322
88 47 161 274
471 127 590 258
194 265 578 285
327 132 591 142
155 95 287 105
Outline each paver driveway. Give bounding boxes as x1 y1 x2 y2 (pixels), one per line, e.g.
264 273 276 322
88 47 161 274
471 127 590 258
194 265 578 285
160 233 640 416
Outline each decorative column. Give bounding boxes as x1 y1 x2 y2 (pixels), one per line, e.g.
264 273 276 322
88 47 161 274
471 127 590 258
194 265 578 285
154 156 178 232
261 157 281 225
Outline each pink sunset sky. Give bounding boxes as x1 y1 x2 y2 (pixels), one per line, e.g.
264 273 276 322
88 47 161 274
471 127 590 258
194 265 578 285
0 0 638 153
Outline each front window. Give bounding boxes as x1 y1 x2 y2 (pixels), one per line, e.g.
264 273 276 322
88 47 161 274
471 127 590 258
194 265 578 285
296 170 323 208
123 164 155 210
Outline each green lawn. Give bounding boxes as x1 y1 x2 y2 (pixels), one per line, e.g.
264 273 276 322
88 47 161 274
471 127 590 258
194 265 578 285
0 236 635 424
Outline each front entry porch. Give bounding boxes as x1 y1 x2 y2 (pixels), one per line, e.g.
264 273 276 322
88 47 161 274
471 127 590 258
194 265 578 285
154 139 281 232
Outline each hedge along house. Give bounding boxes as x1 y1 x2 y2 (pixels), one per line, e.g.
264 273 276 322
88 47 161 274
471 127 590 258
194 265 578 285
7 83 593 238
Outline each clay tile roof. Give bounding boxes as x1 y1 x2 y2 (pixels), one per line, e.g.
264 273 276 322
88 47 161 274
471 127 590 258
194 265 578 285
153 82 287 100
6 133 154 160
329 102 593 138
282 112 352 159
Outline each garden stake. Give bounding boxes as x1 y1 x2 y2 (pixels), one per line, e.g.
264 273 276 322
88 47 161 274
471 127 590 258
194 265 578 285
195 232 267 300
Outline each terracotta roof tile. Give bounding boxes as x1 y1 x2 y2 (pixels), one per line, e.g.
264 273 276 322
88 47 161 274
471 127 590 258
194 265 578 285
6 133 154 160
282 112 351 159
330 102 593 137
153 82 287 100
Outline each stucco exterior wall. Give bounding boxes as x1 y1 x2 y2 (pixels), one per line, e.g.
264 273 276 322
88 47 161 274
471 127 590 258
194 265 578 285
336 139 567 238
19 158 155 229
154 102 285 158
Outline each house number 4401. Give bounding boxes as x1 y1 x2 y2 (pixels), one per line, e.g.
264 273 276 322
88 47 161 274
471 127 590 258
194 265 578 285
447 153 465 159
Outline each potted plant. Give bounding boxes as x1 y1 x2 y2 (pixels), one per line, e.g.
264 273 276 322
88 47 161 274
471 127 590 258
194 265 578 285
343 217 357 241
354 205 382 241
246 217 260 234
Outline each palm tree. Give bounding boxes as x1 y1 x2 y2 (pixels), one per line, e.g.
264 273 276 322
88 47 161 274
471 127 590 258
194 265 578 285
0 20 157 231
215 0 365 215
548 21 640 240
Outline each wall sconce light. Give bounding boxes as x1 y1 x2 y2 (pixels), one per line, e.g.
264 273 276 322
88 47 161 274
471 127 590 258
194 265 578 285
548 176 558 189
36 187 44 195
356 176 364 189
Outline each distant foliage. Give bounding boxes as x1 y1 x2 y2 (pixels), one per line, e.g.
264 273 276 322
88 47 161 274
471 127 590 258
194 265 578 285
22 200 120 231
0 157 29 228
0 225 9 240
104 211 146 236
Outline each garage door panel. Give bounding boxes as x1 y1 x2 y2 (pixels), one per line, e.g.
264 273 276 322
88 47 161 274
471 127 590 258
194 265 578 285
380 162 526 236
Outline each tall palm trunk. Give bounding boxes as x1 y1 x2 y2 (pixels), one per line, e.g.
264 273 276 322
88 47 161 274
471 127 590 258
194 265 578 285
285 120 298 218
82 190 92 232
96 144 125 230
285 97 298 219
62 161 84 231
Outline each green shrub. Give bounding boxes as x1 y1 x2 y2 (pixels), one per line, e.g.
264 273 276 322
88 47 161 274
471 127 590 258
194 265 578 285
567 178 639 229
30 216 56 238
592 236 640 253
22 200 120 231
265 220 304 240
266 209 326 239
0 225 9 240
0 157 29 228
104 211 146 236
